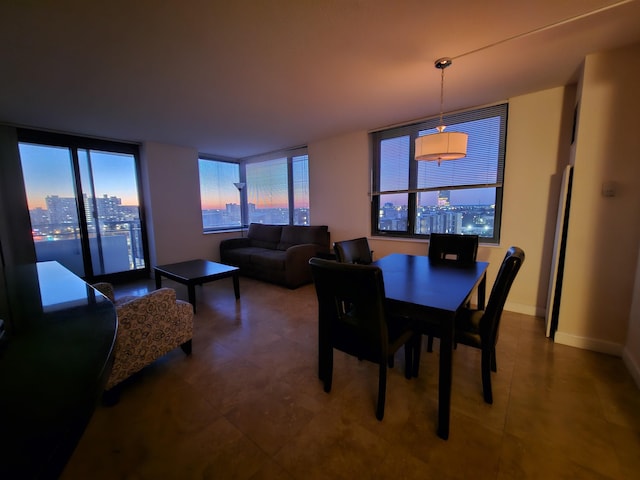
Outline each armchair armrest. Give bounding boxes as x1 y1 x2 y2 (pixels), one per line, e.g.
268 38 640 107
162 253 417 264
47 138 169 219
107 288 193 390
92 282 115 302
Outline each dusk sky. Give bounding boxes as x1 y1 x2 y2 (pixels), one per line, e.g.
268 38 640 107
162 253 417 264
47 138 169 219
199 156 309 211
19 143 140 209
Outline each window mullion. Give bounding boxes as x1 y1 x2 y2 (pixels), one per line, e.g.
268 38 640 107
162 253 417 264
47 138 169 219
407 133 419 234
287 157 294 225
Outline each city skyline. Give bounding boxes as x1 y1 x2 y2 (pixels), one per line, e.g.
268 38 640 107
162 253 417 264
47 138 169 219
19 143 140 209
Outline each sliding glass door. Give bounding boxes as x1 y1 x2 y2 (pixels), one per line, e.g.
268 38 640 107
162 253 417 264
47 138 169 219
18 130 148 280
77 149 146 276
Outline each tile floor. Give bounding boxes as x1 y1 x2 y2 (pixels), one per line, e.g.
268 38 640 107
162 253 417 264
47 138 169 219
62 276 640 479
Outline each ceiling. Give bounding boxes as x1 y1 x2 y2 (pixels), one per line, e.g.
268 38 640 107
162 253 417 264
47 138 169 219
2 0 640 159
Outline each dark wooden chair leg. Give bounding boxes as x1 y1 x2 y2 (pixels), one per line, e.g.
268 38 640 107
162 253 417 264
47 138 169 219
181 339 192 355
490 346 497 372
404 342 412 379
427 335 434 352
323 350 333 393
412 334 422 378
376 362 387 421
481 348 493 404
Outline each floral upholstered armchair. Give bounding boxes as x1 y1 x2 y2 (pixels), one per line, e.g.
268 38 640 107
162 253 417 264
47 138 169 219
92 282 194 404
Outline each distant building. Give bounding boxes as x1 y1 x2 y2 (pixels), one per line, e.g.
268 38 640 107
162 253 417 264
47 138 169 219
437 190 450 207
46 195 78 225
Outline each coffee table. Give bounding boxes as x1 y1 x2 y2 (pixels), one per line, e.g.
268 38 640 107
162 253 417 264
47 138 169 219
154 259 240 312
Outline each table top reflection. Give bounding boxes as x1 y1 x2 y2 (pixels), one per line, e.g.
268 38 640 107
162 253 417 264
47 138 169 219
375 253 489 313
0 261 117 478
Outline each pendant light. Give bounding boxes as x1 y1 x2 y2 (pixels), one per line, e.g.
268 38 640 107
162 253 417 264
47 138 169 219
415 57 468 165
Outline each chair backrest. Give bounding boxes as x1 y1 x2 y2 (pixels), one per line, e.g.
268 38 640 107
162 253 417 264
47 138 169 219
481 246 525 345
309 257 388 361
334 237 373 265
428 233 479 265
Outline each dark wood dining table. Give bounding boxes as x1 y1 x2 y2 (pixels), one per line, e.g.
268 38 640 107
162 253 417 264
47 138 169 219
373 253 489 439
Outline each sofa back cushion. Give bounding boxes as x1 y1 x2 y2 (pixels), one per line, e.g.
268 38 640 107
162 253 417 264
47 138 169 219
278 225 329 251
247 223 283 249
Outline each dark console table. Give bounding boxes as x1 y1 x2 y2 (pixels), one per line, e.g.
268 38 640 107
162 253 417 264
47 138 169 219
0 261 117 479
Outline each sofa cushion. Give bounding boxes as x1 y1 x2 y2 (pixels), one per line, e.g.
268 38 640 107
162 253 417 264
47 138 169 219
223 246 271 265
249 249 287 271
277 225 329 251
248 223 282 249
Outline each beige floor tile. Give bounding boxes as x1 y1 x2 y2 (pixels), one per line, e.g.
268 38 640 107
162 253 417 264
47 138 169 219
61 275 640 480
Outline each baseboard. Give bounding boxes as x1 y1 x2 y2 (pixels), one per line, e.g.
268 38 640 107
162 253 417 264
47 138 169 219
622 348 640 389
554 331 623 356
504 301 543 317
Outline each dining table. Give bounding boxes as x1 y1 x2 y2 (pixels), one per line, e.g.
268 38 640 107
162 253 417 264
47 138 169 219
373 253 489 439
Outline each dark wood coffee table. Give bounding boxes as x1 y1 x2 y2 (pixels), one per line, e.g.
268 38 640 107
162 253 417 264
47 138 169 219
154 259 240 312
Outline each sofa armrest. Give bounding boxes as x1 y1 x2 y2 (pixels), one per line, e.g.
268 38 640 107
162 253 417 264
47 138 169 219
284 243 325 288
220 237 252 251
285 243 322 262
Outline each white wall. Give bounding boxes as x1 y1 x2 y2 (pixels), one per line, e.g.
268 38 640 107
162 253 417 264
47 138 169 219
556 44 640 356
141 141 236 266
308 131 371 243
499 87 575 316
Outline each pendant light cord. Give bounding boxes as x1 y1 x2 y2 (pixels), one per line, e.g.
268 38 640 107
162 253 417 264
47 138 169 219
439 67 445 127
451 0 633 61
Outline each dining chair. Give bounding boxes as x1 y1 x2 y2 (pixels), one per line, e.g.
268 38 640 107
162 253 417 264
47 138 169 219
333 237 374 264
413 246 525 404
425 233 479 351
428 233 479 265
309 257 418 420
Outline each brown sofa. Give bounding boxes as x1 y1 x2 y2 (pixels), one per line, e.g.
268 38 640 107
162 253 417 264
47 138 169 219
220 223 330 288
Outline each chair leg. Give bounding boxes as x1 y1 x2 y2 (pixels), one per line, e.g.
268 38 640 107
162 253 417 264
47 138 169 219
323 349 333 393
490 346 497 372
376 362 387 421
412 334 422 378
404 342 412 379
481 348 493 404
427 335 434 352
180 339 192 355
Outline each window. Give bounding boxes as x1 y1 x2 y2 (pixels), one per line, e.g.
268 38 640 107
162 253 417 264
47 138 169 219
292 154 310 225
17 129 148 281
199 159 241 230
371 103 507 243
199 148 309 232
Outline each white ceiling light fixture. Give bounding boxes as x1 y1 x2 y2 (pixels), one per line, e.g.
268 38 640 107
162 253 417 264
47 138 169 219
415 57 468 165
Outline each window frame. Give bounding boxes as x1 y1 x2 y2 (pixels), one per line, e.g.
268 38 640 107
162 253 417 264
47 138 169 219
199 147 309 233
16 128 150 282
370 103 508 244
198 156 243 233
